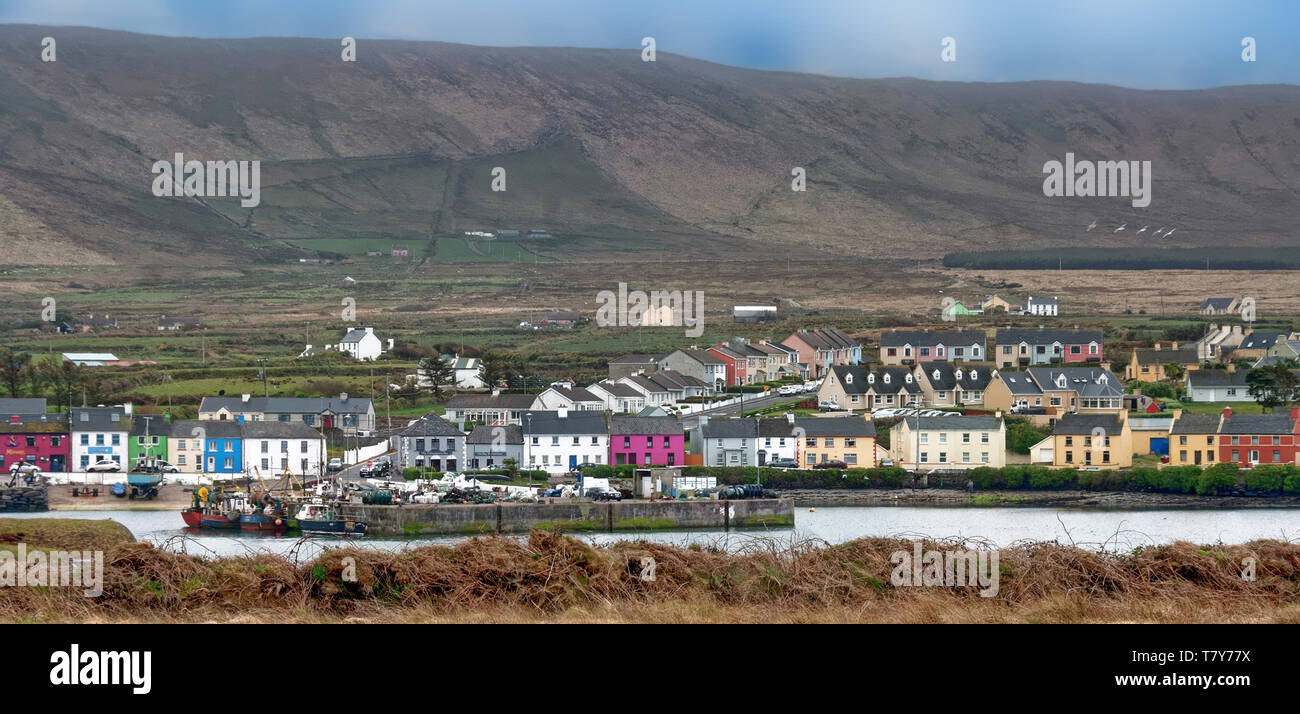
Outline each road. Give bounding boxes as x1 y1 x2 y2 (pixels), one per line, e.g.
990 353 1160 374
678 391 808 429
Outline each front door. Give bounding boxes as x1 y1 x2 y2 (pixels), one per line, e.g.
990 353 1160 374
50 455 65 472
569 454 578 471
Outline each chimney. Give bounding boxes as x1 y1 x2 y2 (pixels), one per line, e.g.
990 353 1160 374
1291 407 1300 420
1223 406 1233 420
1172 342 1179 350
340 392 348 401
785 412 795 424
9 415 18 424
557 406 569 419
492 388 500 398
364 327 373 334
994 410 1002 419
122 403 133 416
1172 408 1183 420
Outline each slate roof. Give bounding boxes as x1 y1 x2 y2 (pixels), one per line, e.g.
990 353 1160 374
240 421 324 439
70 406 130 431
1026 367 1124 398
129 416 171 437
199 396 374 415
995 329 1103 345
1219 413 1295 435
0 413 68 433
591 381 642 398
339 328 372 344
879 330 986 348
918 363 993 391
676 348 726 365
997 371 1043 395
610 416 682 435
794 416 876 437
609 354 660 364
399 413 465 438
467 424 523 445
1186 370 1250 388
789 328 859 350
0 398 48 414
1238 332 1283 350
1171 414 1222 435
523 410 607 435
551 386 603 403
1052 413 1126 436
445 394 538 410
699 419 758 439
1134 348 1201 365
1200 298 1236 311
900 415 1003 431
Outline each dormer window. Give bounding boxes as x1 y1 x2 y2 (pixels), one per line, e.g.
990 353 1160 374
955 369 963 380
905 374 913 383
1056 375 1067 389
932 369 941 381
845 374 853 384
868 374 875 384
883 374 891 384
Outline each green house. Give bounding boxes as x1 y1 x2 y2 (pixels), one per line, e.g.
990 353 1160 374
128 415 170 469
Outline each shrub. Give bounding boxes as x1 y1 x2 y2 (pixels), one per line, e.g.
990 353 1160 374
1196 463 1239 495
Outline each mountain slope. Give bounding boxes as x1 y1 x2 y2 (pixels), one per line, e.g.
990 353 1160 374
1 25 1298 265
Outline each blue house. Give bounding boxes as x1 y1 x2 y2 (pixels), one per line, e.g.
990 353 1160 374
202 421 244 474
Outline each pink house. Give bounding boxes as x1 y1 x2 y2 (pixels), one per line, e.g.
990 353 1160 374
609 416 684 467
1 413 71 473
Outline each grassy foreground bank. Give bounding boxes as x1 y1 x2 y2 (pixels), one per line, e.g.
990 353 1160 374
3 530 1299 623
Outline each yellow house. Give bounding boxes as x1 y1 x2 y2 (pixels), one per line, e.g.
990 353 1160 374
1127 343 1201 382
167 419 205 473
1050 411 1132 469
1168 412 1221 467
889 414 1007 470
795 416 877 468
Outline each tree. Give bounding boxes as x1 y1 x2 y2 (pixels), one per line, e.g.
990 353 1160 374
418 356 456 397
0 348 31 397
479 350 515 390
1246 363 1300 412
1164 362 1185 382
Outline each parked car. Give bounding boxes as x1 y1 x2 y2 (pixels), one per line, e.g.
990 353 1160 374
818 400 844 411
767 458 798 469
585 487 622 502
777 385 798 396
872 408 898 418
327 458 344 472
812 460 848 469
8 462 41 475
879 457 895 468
86 460 121 473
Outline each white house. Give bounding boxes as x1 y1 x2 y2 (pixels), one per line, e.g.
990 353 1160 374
417 355 487 390
301 327 391 362
586 381 646 413
241 422 326 477
523 408 609 473
535 386 605 411
1025 296 1059 317
70 405 132 471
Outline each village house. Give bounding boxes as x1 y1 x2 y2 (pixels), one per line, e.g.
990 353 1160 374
198 394 376 435
157 315 200 331
1168 413 1221 467
167 420 206 473
300 326 391 362
241 421 325 477
465 424 524 470
200 421 243 475
1 408 69 474
691 417 758 467
1229 331 1293 362
979 295 1014 314
1198 297 1241 316
889 414 1006 471
391 245 409 258
586 381 646 413
1046 412 1132 469
780 327 862 378
1193 324 1248 361
607 354 661 381
658 348 728 389
706 344 752 386
993 328 1103 368
443 393 538 426
394 413 465 472
609 415 685 467
1126 342 1202 382
539 311 581 328
1217 407 1299 467
1184 369 1255 402
70 405 132 471
127 414 169 469
913 363 992 407
1025 296 1059 316
818 365 923 412
796 416 878 468
877 329 986 366
984 367 1123 414
534 385 605 411
760 340 808 378
524 408 609 473
78 314 117 331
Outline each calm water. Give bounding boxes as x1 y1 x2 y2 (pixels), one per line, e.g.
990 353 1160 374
7 507 1300 558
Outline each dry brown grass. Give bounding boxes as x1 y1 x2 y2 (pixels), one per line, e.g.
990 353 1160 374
3 533 1298 623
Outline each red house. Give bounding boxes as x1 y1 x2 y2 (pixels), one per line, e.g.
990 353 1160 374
707 345 749 386
1 413 71 473
1216 407 1299 467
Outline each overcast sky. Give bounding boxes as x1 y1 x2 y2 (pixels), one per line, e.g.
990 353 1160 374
1 0 1297 89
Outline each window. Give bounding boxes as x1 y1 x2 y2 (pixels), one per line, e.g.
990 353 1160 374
111 434 119 446
938 452 948 463
962 433 971 443
981 452 989 463
261 441 269 453
824 438 834 447
1065 451 1073 463
280 440 289 453
261 458 269 469
981 433 989 443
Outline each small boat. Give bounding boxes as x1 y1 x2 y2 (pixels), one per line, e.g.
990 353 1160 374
112 482 127 498
295 502 367 536
128 472 164 488
182 490 249 529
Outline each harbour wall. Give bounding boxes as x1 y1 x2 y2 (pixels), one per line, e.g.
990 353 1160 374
0 484 48 512
338 498 794 536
